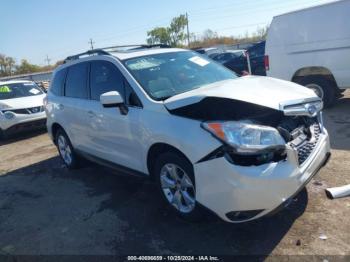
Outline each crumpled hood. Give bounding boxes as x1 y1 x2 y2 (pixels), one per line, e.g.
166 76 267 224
164 76 319 111
0 94 46 109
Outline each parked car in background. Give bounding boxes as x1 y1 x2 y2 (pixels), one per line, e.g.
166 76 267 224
246 41 266 76
46 45 330 223
37 81 50 92
211 50 247 75
193 47 222 57
211 42 266 76
265 0 350 107
0 80 46 138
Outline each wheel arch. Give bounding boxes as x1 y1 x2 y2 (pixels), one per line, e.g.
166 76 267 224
291 66 338 87
147 142 192 180
51 122 64 145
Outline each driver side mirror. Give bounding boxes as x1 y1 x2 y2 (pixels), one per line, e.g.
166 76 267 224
100 91 128 115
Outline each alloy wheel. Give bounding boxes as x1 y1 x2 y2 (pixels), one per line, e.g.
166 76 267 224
160 163 196 213
57 135 73 165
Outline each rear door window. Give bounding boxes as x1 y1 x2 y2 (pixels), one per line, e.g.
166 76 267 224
90 61 125 100
65 62 89 99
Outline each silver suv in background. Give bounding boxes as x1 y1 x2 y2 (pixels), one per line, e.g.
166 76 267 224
46 45 330 223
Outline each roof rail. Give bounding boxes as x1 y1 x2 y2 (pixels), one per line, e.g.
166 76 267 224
132 44 171 49
102 44 171 51
63 44 171 63
64 49 110 63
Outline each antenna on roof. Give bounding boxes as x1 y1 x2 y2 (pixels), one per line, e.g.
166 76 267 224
88 38 95 50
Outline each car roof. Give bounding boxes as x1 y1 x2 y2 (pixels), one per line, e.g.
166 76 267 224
204 47 218 51
60 48 191 70
249 41 265 48
225 49 246 53
274 0 341 18
110 47 187 60
0 80 33 85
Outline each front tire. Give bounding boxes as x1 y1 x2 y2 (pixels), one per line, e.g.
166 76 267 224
55 128 80 169
154 152 203 221
296 76 336 108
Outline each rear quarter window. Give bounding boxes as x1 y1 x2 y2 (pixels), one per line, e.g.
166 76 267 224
50 68 67 96
65 62 89 99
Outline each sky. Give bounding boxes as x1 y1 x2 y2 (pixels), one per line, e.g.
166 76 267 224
0 0 335 65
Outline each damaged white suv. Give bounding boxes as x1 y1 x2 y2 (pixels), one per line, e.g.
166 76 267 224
46 46 330 223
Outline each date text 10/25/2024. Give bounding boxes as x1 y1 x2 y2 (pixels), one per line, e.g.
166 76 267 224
127 256 220 261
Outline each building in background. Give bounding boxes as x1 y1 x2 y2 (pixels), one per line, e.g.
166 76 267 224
0 71 52 83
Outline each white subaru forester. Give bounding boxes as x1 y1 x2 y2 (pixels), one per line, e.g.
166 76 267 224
46 45 330 223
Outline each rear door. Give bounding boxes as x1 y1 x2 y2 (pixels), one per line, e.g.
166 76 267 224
62 62 91 152
85 60 144 172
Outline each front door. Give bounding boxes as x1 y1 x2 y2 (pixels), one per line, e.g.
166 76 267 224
85 60 144 172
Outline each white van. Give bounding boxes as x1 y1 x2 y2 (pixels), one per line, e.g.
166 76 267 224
265 0 350 107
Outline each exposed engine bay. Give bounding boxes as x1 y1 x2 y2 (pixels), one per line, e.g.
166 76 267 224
168 97 321 166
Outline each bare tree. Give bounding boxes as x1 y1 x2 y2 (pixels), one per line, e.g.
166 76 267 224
5 56 15 75
0 54 16 76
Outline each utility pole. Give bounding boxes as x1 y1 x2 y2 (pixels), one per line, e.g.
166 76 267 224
88 38 95 50
45 55 51 66
186 12 190 48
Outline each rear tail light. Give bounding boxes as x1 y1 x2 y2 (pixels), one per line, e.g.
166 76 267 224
264 55 270 71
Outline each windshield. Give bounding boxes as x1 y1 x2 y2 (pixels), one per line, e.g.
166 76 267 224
123 51 237 100
0 82 43 100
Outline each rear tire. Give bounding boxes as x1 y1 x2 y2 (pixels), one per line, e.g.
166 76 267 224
296 76 336 108
55 128 80 169
154 151 203 222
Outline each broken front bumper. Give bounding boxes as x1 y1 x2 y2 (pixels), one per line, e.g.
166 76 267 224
194 129 330 223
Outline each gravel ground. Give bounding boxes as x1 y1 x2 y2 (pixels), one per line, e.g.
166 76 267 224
0 91 349 259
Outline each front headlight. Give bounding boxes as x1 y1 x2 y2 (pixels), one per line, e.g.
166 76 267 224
4 111 15 120
202 121 286 154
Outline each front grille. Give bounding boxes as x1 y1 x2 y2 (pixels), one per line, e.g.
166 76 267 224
4 108 28 114
291 122 321 165
28 106 44 114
